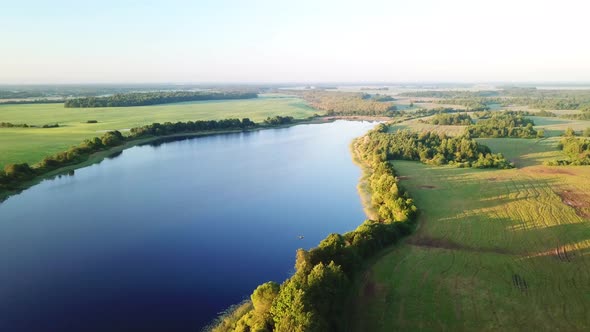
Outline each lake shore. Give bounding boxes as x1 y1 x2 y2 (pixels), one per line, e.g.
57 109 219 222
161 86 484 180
0 117 386 203
349 139 379 221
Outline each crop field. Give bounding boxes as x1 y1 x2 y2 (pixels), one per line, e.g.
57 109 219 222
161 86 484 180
350 137 590 331
0 94 316 167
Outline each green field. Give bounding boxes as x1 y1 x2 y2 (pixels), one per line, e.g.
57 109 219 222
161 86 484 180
0 94 316 168
350 137 590 331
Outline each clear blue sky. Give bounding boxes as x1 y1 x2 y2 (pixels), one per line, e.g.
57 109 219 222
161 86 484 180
2 0 589 83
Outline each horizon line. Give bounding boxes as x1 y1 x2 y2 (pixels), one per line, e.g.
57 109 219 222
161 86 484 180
2 81 590 87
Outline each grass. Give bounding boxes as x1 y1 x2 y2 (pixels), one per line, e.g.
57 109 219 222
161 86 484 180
350 137 590 331
0 94 316 168
528 116 589 137
386 118 468 136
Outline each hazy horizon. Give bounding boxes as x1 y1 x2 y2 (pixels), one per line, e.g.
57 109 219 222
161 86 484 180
3 0 590 84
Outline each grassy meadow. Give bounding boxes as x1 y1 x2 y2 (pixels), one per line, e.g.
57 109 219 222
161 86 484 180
0 94 316 168
350 133 590 331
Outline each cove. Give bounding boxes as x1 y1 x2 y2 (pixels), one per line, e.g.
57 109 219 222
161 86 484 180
0 120 376 332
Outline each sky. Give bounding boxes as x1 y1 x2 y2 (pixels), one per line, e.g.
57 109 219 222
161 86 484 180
1 0 590 84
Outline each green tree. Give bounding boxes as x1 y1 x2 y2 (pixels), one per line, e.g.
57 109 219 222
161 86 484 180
3 163 34 179
564 127 576 137
251 282 279 315
101 130 124 147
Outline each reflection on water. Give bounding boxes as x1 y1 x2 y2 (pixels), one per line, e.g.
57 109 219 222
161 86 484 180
106 150 123 159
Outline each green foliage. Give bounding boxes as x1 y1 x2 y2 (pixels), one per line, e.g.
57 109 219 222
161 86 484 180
100 130 124 147
437 99 490 111
263 116 294 126
354 125 513 169
64 91 257 108
222 282 281 332
545 136 590 166
130 118 250 137
213 129 421 332
368 94 395 102
368 162 416 222
352 155 590 331
563 112 590 120
468 111 537 138
288 90 397 116
402 87 590 111
0 117 288 194
584 128 590 137
208 301 253 332
270 279 315 332
3 163 34 179
564 127 577 137
400 90 500 99
427 113 473 125
252 282 280 316
1 122 59 128
0 95 316 168
1 122 30 128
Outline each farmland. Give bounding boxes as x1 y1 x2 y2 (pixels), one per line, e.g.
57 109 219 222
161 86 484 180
350 135 590 331
0 94 316 167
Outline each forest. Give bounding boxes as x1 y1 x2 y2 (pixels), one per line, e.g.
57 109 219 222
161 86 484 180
467 111 538 138
356 124 513 168
286 90 397 116
63 91 258 108
401 88 590 111
423 113 473 125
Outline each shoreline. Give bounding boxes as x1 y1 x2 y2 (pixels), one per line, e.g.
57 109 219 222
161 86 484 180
208 124 416 331
349 139 380 220
0 116 386 203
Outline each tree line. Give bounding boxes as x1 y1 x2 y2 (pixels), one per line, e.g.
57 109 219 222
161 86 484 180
287 90 397 116
435 98 490 111
64 91 258 108
0 99 66 105
422 113 473 125
0 116 295 195
212 129 417 332
355 124 513 169
562 111 590 121
401 88 590 111
0 122 60 128
467 111 539 138
211 125 513 332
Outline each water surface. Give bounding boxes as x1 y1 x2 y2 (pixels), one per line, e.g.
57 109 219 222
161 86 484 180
0 121 375 331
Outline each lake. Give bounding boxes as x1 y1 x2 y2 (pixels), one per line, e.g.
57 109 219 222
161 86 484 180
0 120 376 332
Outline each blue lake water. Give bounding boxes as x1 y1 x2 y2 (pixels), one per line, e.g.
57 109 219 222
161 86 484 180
0 120 376 331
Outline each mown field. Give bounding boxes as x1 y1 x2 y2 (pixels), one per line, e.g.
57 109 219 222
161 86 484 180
0 94 316 167
350 136 590 331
